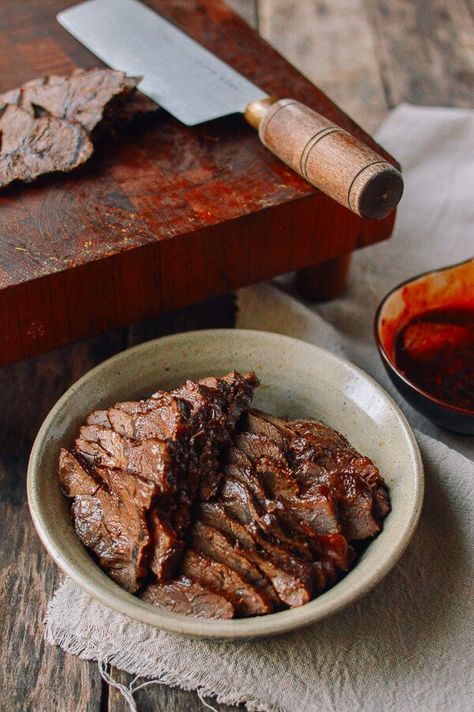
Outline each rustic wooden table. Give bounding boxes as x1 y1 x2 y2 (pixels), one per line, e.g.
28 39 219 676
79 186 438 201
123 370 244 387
1 1 472 710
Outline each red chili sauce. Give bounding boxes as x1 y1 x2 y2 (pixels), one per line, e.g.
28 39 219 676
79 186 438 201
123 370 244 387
395 307 474 411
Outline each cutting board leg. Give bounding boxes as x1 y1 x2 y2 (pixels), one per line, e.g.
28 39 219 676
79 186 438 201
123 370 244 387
295 253 352 302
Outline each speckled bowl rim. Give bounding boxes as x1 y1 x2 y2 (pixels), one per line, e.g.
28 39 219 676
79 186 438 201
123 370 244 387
28 329 424 640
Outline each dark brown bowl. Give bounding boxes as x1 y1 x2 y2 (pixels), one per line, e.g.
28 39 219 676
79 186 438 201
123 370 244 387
374 258 474 434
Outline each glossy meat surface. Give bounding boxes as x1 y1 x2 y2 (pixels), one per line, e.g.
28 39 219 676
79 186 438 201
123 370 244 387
140 576 234 619
60 379 390 619
59 371 258 595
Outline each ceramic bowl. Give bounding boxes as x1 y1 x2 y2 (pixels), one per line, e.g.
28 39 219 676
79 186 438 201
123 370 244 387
28 329 423 640
374 258 474 434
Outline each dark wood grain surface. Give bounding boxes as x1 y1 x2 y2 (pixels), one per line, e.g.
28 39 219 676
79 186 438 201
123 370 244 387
1 0 473 710
0 0 396 366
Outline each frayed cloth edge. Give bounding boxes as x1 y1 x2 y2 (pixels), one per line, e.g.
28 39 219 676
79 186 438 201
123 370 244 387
45 611 279 712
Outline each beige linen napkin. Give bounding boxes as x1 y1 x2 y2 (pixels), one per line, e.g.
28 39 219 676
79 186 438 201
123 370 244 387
46 105 474 711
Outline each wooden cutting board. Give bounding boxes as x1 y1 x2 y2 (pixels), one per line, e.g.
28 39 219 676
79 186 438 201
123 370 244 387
0 0 397 366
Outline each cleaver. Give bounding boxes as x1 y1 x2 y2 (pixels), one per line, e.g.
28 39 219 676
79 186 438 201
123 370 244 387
58 0 403 219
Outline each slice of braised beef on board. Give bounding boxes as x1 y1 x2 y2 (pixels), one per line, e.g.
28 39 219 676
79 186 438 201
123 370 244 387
0 68 157 188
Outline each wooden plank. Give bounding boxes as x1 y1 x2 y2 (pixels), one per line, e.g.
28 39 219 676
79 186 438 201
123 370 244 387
0 329 127 712
258 0 388 133
125 293 237 345
364 0 474 108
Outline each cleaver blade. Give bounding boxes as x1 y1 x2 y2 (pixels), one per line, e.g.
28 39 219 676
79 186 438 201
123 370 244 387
57 0 403 219
58 0 266 126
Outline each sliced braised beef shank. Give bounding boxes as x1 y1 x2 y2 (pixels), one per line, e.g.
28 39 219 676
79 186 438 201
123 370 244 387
59 449 157 592
59 371 258 595
0 68 157 188
60 375 390 620
140 576 234 620
0 104 92 188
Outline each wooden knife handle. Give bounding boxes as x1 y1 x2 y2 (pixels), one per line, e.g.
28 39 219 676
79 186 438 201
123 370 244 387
245 98 403 219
